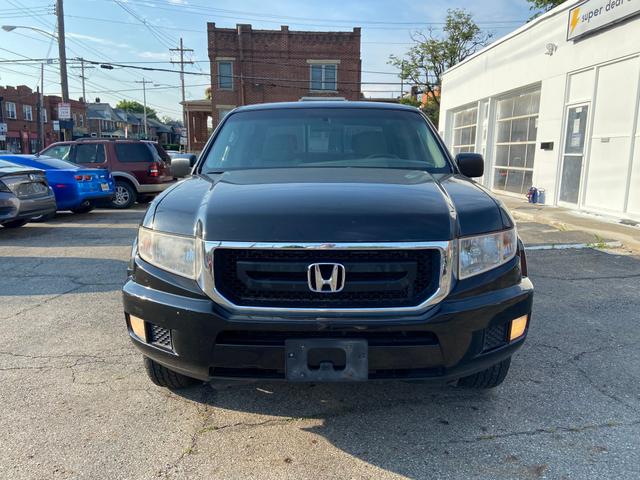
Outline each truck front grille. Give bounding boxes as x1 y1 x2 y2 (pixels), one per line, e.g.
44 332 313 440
213 248 440 309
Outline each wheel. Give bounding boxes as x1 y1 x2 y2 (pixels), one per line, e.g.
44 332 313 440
71 202 94 214
30 212 57 222
1 219 28 228
136 194 154 204
143 357 200 389
111 181 136 209
457 357 511 389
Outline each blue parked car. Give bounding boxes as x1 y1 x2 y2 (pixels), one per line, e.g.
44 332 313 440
0 154 115 215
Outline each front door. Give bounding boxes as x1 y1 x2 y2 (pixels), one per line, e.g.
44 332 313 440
559 104 589 205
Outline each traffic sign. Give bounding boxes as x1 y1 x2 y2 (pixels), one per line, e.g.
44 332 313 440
58 103 71 120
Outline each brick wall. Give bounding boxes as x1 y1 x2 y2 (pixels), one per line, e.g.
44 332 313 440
207 24 361 125
0 85 88 152
0 85 40 153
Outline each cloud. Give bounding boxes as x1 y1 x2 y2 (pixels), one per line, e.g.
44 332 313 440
138 51 170 60
67 32 130 50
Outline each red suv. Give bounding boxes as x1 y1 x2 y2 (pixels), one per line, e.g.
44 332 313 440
40 139 175 209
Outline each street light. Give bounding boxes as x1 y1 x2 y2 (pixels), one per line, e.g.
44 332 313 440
1 25 58 150
2 12 72 142
1 25 57 39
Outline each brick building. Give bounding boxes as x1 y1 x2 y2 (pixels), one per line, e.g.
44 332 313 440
44 95 87 144
183 24 361 152
0 85 87 153
0 85 41 153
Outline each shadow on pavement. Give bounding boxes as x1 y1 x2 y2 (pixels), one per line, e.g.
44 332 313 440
172 379 503 478
0 256 128 295
0 223 139 248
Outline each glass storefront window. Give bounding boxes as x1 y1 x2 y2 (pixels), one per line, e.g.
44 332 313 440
452 106 478 155
493 90 540 194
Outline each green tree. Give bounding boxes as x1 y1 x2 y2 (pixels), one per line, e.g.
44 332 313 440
115 100 158 120
527 0 565 15
389 9 492 123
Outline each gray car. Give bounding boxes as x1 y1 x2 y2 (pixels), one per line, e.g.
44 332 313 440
0 159 57 228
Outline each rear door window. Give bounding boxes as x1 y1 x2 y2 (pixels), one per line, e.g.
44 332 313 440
115 143 154 163
73 143 106 164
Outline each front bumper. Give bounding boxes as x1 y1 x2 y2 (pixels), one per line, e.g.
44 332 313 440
122 259 534 382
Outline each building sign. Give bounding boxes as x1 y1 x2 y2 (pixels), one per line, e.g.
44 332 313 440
58 102 71 120
568 0 640 40
0 123 7 134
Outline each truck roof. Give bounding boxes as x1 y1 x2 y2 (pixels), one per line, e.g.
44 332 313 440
234 101 419 113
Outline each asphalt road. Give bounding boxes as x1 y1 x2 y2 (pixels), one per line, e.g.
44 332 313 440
1 208 639 480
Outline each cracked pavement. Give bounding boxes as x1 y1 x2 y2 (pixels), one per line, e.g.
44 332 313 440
1 208 639 479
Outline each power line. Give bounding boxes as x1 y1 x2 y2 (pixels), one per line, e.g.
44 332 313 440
103 0 527 29
112 0 177 49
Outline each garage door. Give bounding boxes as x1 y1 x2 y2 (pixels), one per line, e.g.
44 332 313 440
583 57 639 214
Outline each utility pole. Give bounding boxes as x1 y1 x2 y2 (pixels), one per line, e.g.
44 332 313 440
135 79 151 138
70 58 95 104
55 0 71 141
36 86 42 152
400 60 405 98
170 38 193 151
39 63 45 150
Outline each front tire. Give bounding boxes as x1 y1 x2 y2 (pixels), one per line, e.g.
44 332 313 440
457 357 511 389
111 181 136 209
1 219 28 228
143 357 200 389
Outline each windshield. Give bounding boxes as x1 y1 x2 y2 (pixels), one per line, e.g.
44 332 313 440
201 108 452 173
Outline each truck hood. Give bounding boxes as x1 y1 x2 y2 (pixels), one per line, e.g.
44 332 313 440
148 168 509 242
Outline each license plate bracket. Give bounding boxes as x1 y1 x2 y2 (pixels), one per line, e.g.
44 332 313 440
285 339 368 382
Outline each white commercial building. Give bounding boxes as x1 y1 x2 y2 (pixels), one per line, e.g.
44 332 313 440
439 0 640 221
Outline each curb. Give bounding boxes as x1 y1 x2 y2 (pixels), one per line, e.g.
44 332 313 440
526 241 623 251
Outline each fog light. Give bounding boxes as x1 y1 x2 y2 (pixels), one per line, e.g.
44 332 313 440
509 315 528 341
129 315 147 342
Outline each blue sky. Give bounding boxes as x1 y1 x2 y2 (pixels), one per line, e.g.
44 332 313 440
0 0 534 119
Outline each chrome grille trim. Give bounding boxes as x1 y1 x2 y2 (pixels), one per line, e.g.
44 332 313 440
198 241 455 315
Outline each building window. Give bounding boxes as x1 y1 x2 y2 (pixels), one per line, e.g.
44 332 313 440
73 113 77 125
310 64 337 91
6 102 17 119
492 90 540 195
217 61 233 90
451 106 478 155
79 114 84 127
23 105 33 121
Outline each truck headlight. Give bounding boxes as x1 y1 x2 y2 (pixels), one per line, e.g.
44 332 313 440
138 227 200 279
458 228 517 279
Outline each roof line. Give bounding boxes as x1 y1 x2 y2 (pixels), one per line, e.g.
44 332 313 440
444 0 580 76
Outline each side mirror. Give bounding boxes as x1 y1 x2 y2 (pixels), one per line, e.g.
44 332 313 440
170 157 192 178
456 153 484 178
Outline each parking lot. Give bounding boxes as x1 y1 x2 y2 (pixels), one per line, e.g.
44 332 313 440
1 208 639 480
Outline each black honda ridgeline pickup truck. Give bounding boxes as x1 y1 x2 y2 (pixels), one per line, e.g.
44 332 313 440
123 102 533 390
